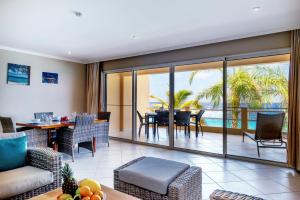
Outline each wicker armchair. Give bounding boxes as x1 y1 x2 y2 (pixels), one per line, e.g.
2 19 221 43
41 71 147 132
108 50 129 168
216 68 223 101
114 157 202 200
57 114 95 161
8 148 62 200
93 121 110 147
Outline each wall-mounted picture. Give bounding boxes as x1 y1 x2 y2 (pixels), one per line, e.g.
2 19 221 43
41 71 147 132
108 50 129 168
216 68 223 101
7 63 30 85
42 72 58 84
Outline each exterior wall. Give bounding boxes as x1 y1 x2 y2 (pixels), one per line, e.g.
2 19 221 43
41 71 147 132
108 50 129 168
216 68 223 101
0 49 85 122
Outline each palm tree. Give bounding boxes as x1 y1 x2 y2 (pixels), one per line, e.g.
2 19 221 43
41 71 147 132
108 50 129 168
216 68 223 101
150 89 202 110
190 66 288 128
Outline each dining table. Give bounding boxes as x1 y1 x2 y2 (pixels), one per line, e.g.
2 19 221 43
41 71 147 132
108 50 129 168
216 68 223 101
16 119 106 151
144 112 199 138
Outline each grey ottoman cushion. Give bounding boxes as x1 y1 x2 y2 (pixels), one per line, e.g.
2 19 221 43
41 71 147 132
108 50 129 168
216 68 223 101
119 157 189 194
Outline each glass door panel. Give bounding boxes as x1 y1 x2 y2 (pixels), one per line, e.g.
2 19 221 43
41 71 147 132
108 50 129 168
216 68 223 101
135 67 170 146
106 72 132 140
226 54 290 162
174 61 224 154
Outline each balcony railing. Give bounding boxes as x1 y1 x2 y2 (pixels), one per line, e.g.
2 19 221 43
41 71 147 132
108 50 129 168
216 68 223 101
187 107 288 135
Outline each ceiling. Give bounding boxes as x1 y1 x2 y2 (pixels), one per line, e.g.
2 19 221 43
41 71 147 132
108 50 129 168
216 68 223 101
0 0 300 64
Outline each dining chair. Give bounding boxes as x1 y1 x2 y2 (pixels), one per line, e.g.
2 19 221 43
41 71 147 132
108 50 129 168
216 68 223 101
0 116 16 133
137 111 147 137
175 111 191 138
34 112 57 147
57 114 95 161
190 110 205 137
98 111 111 122
242 112 287 157
34 112 54 120
156 111 169 139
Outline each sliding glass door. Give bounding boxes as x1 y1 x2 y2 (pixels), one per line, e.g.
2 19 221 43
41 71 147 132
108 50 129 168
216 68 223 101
134 67 170 146
226 54 290 162
104 51 290 164
106 71 133 140
173 61 224 154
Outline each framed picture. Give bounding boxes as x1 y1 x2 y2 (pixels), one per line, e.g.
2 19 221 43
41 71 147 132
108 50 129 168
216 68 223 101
7 63 30 85
42 72 58 84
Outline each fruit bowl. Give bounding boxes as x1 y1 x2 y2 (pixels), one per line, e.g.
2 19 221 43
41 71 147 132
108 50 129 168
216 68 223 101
59 164 105 200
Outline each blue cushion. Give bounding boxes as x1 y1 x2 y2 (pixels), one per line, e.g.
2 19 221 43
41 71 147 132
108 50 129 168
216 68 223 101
0 136 27 171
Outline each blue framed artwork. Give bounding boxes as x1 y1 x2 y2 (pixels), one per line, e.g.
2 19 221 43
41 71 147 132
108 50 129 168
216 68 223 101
7 63 30 85
42 72 58 84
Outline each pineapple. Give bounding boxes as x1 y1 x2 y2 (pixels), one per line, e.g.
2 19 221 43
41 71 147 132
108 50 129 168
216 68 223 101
62 163 78 196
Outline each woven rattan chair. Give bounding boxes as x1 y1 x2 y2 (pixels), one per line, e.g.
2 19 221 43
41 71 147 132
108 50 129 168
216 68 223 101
242 112 287 157
114 157 202 200
0 116 16 133
57 114 95 161
98 111 111 122
0 147 62 200
34 112 54 120
175 111 191 138
210 189 265 200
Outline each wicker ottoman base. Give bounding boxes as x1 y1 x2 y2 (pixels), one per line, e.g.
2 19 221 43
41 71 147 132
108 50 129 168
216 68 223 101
210 190 265 200
114 157 202 200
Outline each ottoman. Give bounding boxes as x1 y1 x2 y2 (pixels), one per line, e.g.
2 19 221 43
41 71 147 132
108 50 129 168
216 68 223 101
114 157 202 200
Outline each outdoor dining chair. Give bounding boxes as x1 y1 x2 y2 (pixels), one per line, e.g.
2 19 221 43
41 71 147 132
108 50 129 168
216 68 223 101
137 110 148 137
190 110 205 137
242 112 287 157
156 111 170 139
175 111 191 138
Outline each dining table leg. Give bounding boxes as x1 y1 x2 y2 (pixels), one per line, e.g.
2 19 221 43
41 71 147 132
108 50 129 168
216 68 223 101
47 129 58 151
93 137 96 152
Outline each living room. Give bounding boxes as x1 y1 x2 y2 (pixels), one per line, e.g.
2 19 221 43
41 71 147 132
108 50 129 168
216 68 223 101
1 1 300 200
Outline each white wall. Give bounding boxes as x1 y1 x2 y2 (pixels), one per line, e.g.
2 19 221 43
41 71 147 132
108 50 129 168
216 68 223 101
0 49 86 122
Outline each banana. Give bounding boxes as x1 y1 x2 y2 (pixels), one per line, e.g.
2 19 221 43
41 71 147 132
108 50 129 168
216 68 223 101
79 179 101 193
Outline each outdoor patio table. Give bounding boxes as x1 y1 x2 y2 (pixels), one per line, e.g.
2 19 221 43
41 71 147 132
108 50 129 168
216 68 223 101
144 112 198 138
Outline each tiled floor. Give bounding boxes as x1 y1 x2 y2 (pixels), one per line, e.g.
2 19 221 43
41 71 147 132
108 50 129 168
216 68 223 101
111 127 287 162
65 140 299 200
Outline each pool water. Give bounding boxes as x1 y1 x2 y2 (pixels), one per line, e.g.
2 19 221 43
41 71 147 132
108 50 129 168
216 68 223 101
204 118 287 131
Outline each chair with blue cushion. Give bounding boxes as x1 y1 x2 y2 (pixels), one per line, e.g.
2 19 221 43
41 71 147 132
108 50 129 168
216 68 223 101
0 132 62 199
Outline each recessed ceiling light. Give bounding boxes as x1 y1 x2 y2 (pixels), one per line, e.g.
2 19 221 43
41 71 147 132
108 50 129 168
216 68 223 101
67 51 71 55
252 6 261 12
73 11 82 17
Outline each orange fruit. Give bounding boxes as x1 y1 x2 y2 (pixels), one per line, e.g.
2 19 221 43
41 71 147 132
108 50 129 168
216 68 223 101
80 186 91 197
82 197 90 200
91 194 101 200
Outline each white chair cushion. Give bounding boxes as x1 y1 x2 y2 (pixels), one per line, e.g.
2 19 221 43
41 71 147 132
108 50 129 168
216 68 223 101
0 132 26 139
0 166 53 199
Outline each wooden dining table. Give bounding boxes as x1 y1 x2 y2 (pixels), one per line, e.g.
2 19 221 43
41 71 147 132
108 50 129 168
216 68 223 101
16 119 106 151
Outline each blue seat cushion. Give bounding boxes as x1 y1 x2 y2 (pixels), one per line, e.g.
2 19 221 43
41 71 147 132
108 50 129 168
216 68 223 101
119 157 190 194
0 136 27 171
